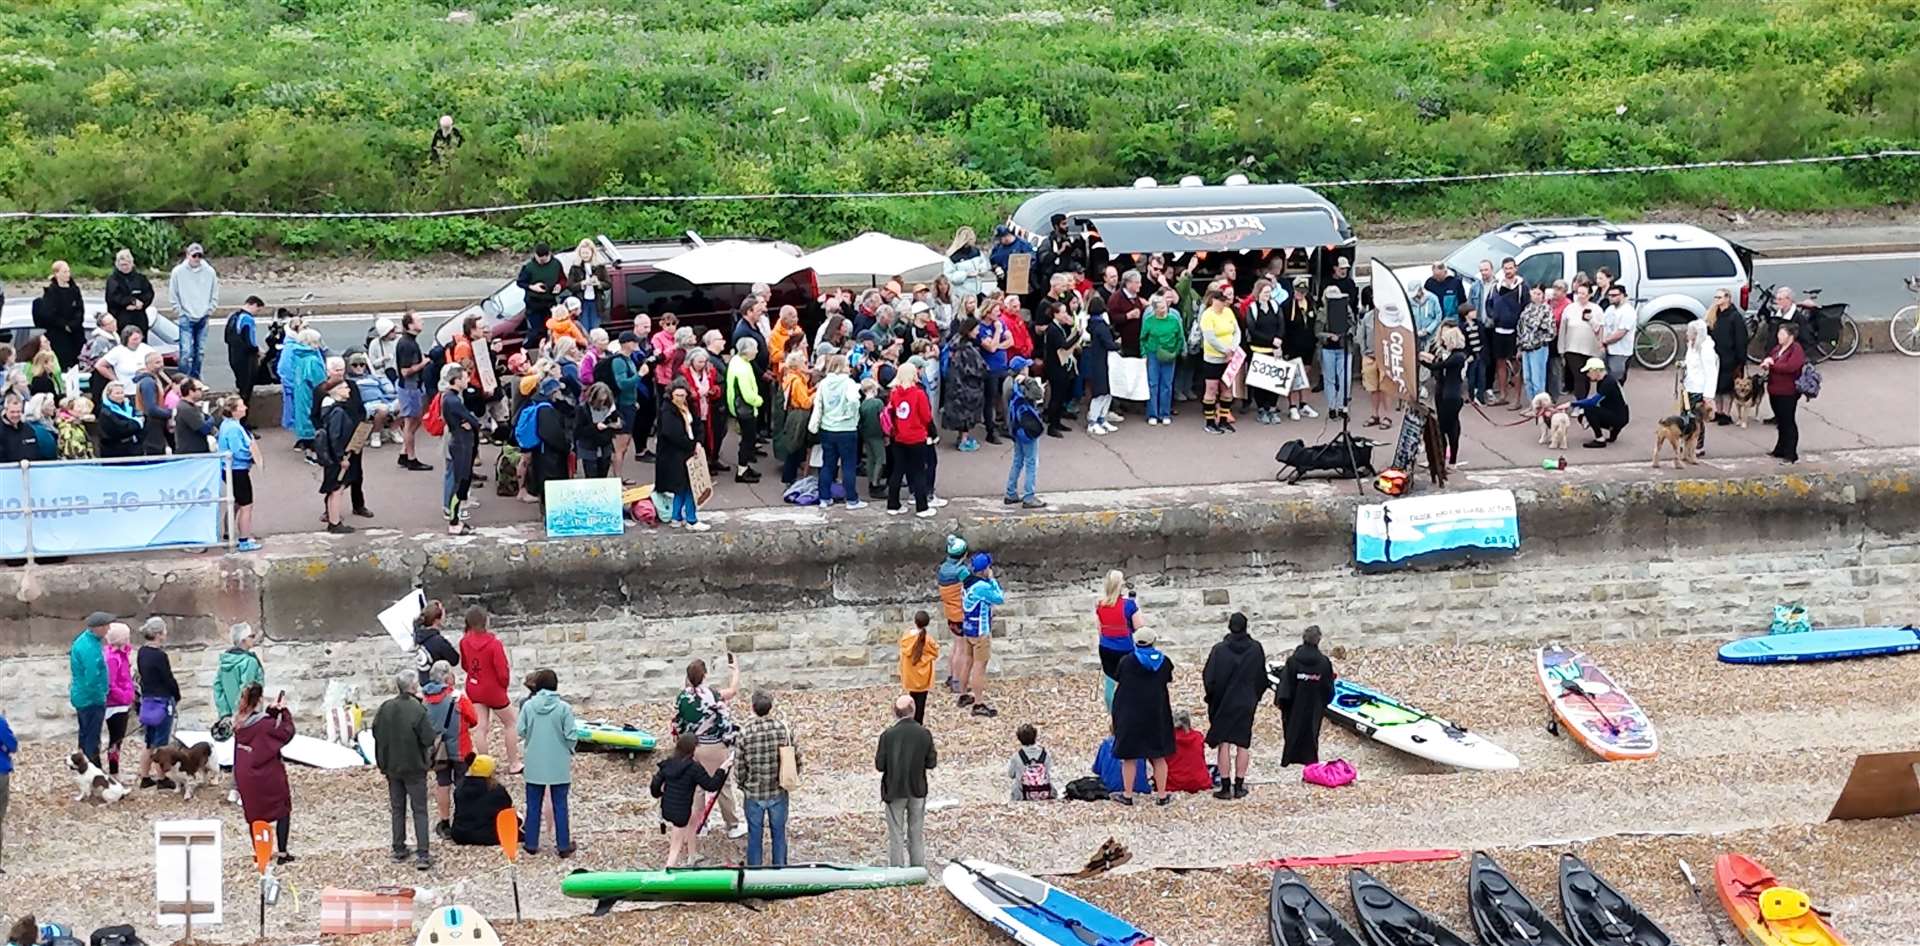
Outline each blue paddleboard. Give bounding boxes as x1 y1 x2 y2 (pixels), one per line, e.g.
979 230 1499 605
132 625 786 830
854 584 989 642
1717 626 1920 664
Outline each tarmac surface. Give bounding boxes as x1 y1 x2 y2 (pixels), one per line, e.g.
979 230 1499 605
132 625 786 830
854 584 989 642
242 350 1920 541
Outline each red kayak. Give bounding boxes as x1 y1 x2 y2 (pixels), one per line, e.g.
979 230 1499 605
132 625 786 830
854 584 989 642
1713 853 1848 946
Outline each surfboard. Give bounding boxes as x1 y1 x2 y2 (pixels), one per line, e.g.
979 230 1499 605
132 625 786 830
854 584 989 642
1536 646 1658 761
574 721 659 752
1324 679 1519 771
562 864 927 904
414 905 502 946
1717 626 1920 664
943 859 1157 946
175 730 366 769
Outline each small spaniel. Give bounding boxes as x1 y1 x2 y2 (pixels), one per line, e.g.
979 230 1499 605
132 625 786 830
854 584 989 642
69 752 130 804
151 741 218 800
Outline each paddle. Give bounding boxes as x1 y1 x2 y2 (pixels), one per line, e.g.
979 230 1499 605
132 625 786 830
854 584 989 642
1560 679 1621 737
953 860 1109 946
495 809 522 924
1676 859 1730 946
250 820 274 936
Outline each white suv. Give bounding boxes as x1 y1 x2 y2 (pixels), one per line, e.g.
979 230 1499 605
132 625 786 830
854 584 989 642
1443 218 1756 369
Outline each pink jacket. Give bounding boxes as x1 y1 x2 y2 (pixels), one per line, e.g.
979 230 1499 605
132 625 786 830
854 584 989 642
106 643 136 708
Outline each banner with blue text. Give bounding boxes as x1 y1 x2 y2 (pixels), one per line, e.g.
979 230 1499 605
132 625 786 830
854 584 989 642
0 456 225 556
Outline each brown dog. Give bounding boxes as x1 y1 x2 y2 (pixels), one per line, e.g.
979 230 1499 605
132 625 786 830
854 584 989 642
152 741 217 800
1730 373 1765 428
1653 401 1715 469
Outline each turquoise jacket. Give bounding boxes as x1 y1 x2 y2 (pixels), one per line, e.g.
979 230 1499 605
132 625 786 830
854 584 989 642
517 689 578 786
69 629 107 709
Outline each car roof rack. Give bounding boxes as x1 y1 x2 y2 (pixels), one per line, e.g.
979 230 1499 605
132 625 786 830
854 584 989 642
1495 217 1615 231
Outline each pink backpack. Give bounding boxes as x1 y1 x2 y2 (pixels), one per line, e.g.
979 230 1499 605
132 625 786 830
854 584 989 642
1302 759 1356 788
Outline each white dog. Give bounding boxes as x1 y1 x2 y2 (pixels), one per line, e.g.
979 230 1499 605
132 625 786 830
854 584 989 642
1533 392 1570 450
69 752 131 804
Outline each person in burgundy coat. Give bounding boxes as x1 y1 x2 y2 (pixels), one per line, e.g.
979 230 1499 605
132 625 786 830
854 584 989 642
232 682 296 863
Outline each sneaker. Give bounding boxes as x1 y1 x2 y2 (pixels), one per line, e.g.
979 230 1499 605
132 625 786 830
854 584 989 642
687 522 712 532
1155 794 1174 807
1213 785 1235 800
140 777 158 788
984 433 1002 445
236 538 263 552
458 505 472 522
391 848 410 863
1004 496 1021 505
416 854 432 872
958 437 981 452
915 508 937 518
845 500 869 510
325 522 356 534
1219 418 1237 433
276 852 298 865
369 432 382 449
1205 421 1222 434
727 823 748 840
352 506 375 519
1107 412 1125 423
1300 404 1318 418
1111 793 1135 806
408 458 435 471
888 507 906 516
1145 417 1159 426
1102 422 1120 434
1088 425 1106 436
1232 783 1249 799
929 497 949 508
669 520 684 528
435 821 452 840
1045 428 1066 439
1289 406 1301 421
957 694 975 708
1022 498 1047 509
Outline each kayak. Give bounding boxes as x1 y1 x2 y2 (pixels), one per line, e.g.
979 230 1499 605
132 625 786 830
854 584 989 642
1558 854 1673 946
1269 868 1364 946
561 863 925 905
1718 626 1920 664
1325 679 1519 771
1537 646 1659 761
944 859 1157 946
1348 868 1471 946
1714 853 1849 946
1468 851 1572 946
572 721 658 752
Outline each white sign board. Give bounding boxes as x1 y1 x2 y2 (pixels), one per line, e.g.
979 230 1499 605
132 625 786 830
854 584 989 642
378 589 426 653
156 819 223 927
1245 353 1301 395
1355 488 1520 569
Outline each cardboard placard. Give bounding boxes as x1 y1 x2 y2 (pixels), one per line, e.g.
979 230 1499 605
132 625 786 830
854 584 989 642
687 447 715 506
347 422 373 454
474 339 498 394
1005 253 1032 295
377 589 424 652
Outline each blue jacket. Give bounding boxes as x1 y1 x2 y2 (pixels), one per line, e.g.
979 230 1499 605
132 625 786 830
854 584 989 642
217 418 254 470
0 713 16 774
1409 291 1442 340
989 236 1034 284
281 341 327 438
1010 386 1042 446
962 577 1006 639
1093 736 1148 793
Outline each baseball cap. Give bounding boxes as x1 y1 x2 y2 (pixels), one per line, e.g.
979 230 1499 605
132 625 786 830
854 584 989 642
184 242 205 258
84 611 116 629
564 297 582 312
1584 357 1608 373
993 224 1011 237
1008 356 1032 374
910 301 931 315
876 364 897 387
1134 629 1159 647
970 552 992 572
618 331 639 344
467 754 497 779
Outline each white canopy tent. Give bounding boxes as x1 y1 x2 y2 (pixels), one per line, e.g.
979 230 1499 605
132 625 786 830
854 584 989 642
800 232 946 288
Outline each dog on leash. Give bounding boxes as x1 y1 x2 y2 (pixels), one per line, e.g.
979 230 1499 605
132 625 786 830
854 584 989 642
68 752 131 804
151 740 217 800
1532 393 1571 450
1730 373 1765 428
1653 401 1715 469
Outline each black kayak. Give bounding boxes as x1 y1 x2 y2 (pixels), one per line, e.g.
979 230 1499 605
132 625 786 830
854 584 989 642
1270 869 1366 946
1557 854 1674 946
1348 868 1471 946
1468 851 1573 946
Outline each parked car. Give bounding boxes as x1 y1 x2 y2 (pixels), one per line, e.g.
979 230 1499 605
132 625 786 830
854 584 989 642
0 293 179 359
435 234 821 357
1443 218 1757 369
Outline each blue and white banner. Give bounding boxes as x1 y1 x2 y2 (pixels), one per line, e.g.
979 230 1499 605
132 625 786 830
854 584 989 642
1355 488 1519 568
0 455 226 556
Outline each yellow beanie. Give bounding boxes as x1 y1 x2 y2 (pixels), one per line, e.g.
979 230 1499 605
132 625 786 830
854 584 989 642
467 754 497 778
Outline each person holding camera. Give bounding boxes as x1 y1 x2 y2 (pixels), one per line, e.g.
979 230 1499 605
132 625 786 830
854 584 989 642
673 656 747 839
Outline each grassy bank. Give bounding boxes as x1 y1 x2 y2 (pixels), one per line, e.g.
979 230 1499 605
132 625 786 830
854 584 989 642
0 0 1915 266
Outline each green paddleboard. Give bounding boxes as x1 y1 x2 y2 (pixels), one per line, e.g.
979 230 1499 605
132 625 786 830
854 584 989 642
573 722 658 752
561 864 928 903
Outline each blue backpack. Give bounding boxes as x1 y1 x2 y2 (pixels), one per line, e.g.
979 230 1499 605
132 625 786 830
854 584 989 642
513 402 548 450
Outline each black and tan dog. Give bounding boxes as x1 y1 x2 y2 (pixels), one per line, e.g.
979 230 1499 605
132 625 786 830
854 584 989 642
1729 372 1766 428
1653 401 1715 469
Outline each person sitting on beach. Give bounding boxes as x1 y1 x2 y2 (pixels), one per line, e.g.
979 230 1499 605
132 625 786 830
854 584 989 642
1092 724 1149 795
1163 709 1215 794
449 754 514 846
1007 723 1055 800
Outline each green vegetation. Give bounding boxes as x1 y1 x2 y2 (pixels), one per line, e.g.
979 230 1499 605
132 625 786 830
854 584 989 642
0 0 1915 266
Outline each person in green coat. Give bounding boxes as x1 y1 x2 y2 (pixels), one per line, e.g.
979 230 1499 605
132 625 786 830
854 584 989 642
69 611 112 767
1139 295 1186 425
373 671 439 871
213 622 265 721
517 668 578 856
725 338 764 484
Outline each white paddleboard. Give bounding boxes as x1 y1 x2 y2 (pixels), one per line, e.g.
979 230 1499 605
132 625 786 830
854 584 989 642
943 859 1156 946
1327 679 1518 771
176 730 367 769
414 905 502 946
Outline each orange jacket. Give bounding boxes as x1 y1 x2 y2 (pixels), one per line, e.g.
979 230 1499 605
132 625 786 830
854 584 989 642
897 629 941 693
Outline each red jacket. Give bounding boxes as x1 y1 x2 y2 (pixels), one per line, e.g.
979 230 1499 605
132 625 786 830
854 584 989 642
887 385 934 445
1765 341 1806 397
1164 727 1213 793
233 707 294 823
1002 310 1034 359
458 629 511 709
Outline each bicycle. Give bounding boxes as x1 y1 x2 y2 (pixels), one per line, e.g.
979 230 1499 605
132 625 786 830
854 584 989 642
1632 319 1679 371
1745 286 1859 365
1889 276 1920 357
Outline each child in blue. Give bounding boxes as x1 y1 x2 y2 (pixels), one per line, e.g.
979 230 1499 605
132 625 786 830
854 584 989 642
1004 376 1046 509
0 703 14 870
957 552 1005 718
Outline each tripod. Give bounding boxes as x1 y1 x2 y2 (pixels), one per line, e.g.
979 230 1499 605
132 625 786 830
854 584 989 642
1325 287 1366 497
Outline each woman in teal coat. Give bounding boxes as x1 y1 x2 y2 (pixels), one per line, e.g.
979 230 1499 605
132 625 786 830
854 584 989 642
516 668 578 856
281 330 327 445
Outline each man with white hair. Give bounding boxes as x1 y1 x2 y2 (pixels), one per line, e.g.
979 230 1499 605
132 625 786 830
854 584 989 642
372 670 438 871
429 115 463 163
875 694 936 868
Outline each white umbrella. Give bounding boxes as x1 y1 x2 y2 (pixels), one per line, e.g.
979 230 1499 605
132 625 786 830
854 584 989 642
655 240 811 285
800 232 946 280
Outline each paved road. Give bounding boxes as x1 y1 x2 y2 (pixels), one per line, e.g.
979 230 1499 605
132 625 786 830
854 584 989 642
243 352 1919 540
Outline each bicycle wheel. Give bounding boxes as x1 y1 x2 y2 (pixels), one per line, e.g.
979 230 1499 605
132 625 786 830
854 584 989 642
1633 320 1679 370
1892 304 1920 357
1745 316 1771 364
1829 314 1859 361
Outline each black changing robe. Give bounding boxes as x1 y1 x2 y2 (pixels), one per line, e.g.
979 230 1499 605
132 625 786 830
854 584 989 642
1201 630 1268 748
1110 647 1175 761
1274 642 1336 766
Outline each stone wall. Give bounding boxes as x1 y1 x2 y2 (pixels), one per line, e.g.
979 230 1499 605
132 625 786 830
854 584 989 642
3 528 1914 741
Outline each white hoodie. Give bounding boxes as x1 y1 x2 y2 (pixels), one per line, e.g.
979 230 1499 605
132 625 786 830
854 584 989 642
168 259 220 320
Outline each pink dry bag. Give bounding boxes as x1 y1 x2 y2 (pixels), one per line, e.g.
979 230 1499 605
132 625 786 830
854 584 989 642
1302 759 1356 788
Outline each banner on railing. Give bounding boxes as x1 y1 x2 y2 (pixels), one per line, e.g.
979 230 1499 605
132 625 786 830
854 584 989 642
1355 488 1519 570
0 455 226 556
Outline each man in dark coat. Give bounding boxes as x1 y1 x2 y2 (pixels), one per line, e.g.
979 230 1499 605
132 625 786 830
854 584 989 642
1039 302 1080 436
1201 612 1267 799
105 249 156 340
875 695 936 867
1110 629 1175 806
1274 624 1336 766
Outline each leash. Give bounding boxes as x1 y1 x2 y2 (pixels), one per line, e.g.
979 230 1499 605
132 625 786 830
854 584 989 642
1468 398 1539 428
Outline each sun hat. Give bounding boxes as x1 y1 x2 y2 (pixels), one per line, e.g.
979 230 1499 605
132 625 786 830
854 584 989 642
1583 357 1607 373
467 754 497 779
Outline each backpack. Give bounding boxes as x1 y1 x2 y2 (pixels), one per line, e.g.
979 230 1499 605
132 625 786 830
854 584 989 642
1014 399 1044 440
879 398 897 439
1063 775 1109 802
420 343 447 393
513 401 548 450
420 389 446 437
494 446 522 496
89 927 145 946
223 313 251 350
1017 747 1055 800
1795 361 1820 399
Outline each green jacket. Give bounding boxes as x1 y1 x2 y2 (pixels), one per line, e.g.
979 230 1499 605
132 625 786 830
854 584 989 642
213 648 265 719
517 689 578 786
726 355 763 415
611 353 640 410
1140 311 1186 361
858 395 885 443
372 694 437 780
68 630 107 709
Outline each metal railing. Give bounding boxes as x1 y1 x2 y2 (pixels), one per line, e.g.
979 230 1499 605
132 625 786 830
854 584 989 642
2 452 235 561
